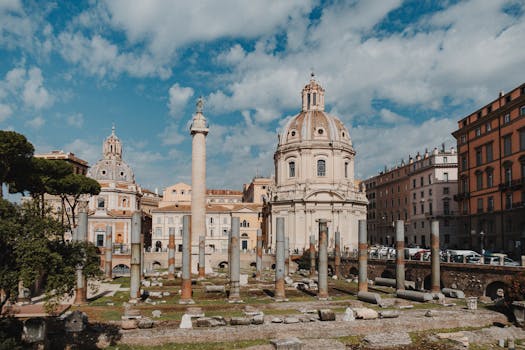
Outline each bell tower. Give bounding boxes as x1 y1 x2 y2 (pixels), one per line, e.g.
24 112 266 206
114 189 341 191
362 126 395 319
301 73 325 112
103 125 122 160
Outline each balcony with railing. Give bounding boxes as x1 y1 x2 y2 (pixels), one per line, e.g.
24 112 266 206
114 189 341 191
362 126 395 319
499 178 524 191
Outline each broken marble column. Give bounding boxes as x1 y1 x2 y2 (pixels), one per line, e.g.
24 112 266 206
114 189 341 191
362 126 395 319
431 220 441 293
256 228 262 281
180 215 194 304
334 231 341 278
74 204 88 304
198 235 205 279
318 219 329 300
358 219 368 293
167 227 176 280
274 217 286 300
105 225 113 280
229 217 241 302
309 234 316 277
284 237 290 276
130 211 142 301
395 220 405 291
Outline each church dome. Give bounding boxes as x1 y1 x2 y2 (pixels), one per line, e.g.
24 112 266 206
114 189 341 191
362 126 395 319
279 75 352 146
88 126 136 183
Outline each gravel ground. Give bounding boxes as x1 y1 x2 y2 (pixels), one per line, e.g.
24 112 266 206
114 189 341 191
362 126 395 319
117 303 512 348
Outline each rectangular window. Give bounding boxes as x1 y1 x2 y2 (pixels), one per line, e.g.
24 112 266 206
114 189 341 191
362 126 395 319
487 171 493 188
413 205 416 215
461 155 467 170
96 234 104 247
520 129 525 151
428 174 432 184
475 127 481 137
505 167 512 184
461 134 467 144
476 173 483 190
444 200 450 215
413 179 416 188
486 143 493 162
421 221 425 229
429 202 433 215
420 191 424 198
443 156 448 163
475 148 482 166
486 122 492 132
477 198 483 213
505 193 513 209
413 192 416 200
444 172 449 182
488 196 494 212
420 177 424 186
503 134 512 156
420 204 424 214
289 161 295 177
155 227 162 237
504 113 511 124
521 106 525 116
429 189 432 196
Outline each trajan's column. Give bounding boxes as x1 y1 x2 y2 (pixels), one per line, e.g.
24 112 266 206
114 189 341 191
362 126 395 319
190 98 209 275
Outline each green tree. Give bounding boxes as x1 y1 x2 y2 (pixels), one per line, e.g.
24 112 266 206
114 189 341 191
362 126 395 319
0 131 34 198
51 173 100 229
0 199 101 313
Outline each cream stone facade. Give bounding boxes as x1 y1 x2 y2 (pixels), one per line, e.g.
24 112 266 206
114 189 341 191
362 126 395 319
266 76 368 252
86 127 143 252
160 182 242 208
151 202 262 253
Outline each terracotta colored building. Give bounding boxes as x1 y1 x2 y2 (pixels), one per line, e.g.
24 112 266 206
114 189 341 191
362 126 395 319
365 146 459 249
452 83 525 257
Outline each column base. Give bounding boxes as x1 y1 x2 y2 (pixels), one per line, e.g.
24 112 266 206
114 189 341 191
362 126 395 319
179 298 195 305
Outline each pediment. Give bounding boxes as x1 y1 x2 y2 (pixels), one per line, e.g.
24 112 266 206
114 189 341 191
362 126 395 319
304 190 345 201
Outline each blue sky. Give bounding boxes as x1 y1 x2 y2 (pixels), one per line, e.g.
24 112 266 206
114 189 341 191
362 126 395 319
1 0 525 193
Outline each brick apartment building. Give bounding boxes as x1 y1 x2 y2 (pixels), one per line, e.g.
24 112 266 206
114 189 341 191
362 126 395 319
364 146 459 249
452 83 525 257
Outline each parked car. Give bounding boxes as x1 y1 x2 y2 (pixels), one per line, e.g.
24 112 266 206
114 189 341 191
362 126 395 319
484 255 520 266
412 249 431 261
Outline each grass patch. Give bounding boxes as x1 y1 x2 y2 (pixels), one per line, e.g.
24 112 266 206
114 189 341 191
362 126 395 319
338 335 362 345
110 276 130 288
89 291 129 306
107 339 269 349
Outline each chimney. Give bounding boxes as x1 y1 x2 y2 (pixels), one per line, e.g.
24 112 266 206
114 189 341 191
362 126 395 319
450 146 455 154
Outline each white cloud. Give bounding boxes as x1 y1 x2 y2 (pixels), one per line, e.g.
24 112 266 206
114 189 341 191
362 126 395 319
23 67 53 109
379 109 408 124
352 117 457 179
25 115 45 129
2 66 54 111
167 83 194 117
66 113 84 128
57 32 172 79
159 122 186 146
0 103 12 122
64 139 102 166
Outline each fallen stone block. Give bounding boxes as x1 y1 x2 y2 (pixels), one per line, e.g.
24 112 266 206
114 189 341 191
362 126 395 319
251 314 264 325
357 291 383 305
211 316 227 326
379 310 399 319
230 317 252 326
121 319 138 330
137 318 154 329
271 317 283 323
270 337 303 350
196 317 223 327
441 288 465 299
205 285 226 293
179 314 193 329
239 274 249 286
284 317 300 324
151 310 162 318
353 308 379 320
285 276 294 285
318 309 336 321
342 308 355 322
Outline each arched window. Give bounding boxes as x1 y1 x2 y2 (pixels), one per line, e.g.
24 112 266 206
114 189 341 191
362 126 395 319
344 161 349 178
210 217 214 224
317 159 326 176
289 161 295 177
313 92 317 105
